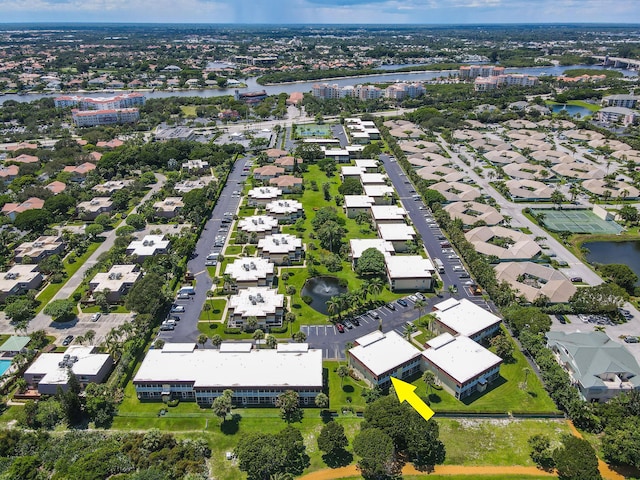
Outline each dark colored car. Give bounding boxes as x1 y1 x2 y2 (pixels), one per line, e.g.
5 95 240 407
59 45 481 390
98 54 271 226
336 323 345 333
555 314 566 324
386 303 396 310
570 277 582 283
351 317 360 326
62 335 74 346
397 299 408 307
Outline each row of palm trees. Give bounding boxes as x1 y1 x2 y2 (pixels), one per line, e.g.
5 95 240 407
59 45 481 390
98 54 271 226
325 277 385 320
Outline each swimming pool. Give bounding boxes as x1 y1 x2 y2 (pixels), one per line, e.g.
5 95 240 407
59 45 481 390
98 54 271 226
0 359 12 377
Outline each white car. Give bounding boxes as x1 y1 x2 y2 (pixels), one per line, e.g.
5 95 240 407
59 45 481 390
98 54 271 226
91 313 101 322
170 305 185 313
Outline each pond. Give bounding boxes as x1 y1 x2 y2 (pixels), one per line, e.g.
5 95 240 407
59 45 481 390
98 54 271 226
583 241 640 285
550 104 594 118
300 276 347 315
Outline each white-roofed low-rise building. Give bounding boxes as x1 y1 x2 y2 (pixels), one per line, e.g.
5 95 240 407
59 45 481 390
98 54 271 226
224 257 275 290
494 262 576 304
126 235 170 261
422 333 502 400
354 159 379 172
363 185 395 205
344 195 374 218
24 346 113 395
76 197 113 220
0 265 43 302
432 298 501 343
227 287 284 329
369 205 407 227
247 186 283 206
465 225 541 261
385 255 434 292
377 223 416 252
359 172 387 185
348 330 422 387
265 199 304 223
237 215 279 239
93 180 132 195
153 197 184 218
257 234 303 265
349 239 395 267
14 236 64 263
89 264 142 303
133 342 323 405
443 202 503 228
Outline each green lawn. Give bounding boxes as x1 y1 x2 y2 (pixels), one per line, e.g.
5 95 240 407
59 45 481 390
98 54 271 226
325 360 368 412
224 245 242 256
35 241 102 312
180 106 197 117
199 298 226 321
439 418 571 466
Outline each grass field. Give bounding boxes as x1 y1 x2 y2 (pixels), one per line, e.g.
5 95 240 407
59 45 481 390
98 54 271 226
199 298 226 321
180 106 197 117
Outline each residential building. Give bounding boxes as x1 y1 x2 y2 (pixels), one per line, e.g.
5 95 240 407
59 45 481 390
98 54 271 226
174 179 211 194
505 179 555 201
546 331 640 402
0 336 31 356
227 287 284 329
237 215 279 239
465 225 541 262
153 197 184 218
474 74 538 91
443 201 504 227
0 264 43 302
93 180 131 195
274 156 302 172
235 90 267 104
63 162 97 181
89 264 142 303
0 165 19 183
597 107 638 127
257 234 303 265
14 236 64 263
2 197 45 220
224 258 275 290
582 179 640 200
360 172 387 185
349 239 394 266
322 149 351 163
385 82 425 100
340 165 365 181
431 298 501 343
363 185 395 205
269 175 303 193
9 154 39 164
377 223 416 252
72 108 140 127
494 262 576 304
343 195 374 218
126 235 170 260
265 199 304 223
77 197 113 220
44 181 67 195
54 92 146 109
254 165 285 182
155 126 196 142
369 205 407 227
422 333 502 400
348 330 422 387
459 65 505 79
133 342 322 405
602 94 639 109
181 159 209 173
354 159 379 172
385 255 434 291
247 186 283 206
24 346 114 395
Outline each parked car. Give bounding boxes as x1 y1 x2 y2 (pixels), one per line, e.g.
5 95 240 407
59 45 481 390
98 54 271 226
458 272 470 278
344 320 354 329
555 314 566 324
370 311 380 319
570 277 582 283
351 317 360 326
336 323 345 333
160 324 175 331
386 303 396 310
62 335 74 346
624 336 639 343
408 295 418 302
171 305 186 313
205 259 218 266
91 313 101 322
397 299 408 307
177 292 190 300
415 293 426 301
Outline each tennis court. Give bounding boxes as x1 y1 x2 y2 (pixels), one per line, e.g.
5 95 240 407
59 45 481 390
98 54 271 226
532 208 623 234
296 124 332 138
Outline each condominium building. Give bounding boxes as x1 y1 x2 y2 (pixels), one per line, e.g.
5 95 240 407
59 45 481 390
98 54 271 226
224 258 275 290
459 65 505 79
227 287 284 329
54 92 146 109
431 298 501 343
14 236 64 263
76 197 113 220
601 94 639 109
71 108 140 127
257 234 303 265
474 74 538 91
126 235 170 260
0 265 43 302
89 264 142 303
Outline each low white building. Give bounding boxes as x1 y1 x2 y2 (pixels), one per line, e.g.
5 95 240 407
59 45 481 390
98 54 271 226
153 197 184 218
257 234 303 265
126 235 170 260
360 173 387 185
0 264 43 302
363 185 395 205
422 333 502 400
182 159 209 172
377 223 416 252
93 180 132 194
370 205 407 227
344 195 374 218
349 239 395 266
77 197 113 220
265 199 304 223
133 342 323 405
89 264 142 302
247 186 283 206
227 287 285 329
432 298 501 343
14 236 64 263
348 331 422 387
385 255 434 291
237 215 279 239
24 346 113 395
355 159 379 172
224 257 275 289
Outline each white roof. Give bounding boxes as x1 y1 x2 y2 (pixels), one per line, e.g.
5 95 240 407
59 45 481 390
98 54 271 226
248 186 283 200
228 287 284 318
90 264 141 292
127 235 170 257
385 255 434 279
350 331 422 376
25 346 112 385
378 223 416 241
258 234 302 254
225 257 275 282
344 195 374 208
350 239 395 259
363 185 395 197
133 345 323 388
266 199 303 215
238 215 279 233
355 159 379 169
341 166 364 176
360 173 387 184
422 334 502 384
433 298 501 337
370 205 407 221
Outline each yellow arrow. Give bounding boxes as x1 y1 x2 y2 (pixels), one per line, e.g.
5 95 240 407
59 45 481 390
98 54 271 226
391 377 435 422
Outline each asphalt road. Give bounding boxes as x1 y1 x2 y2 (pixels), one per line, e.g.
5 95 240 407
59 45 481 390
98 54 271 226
303 153 492 359
157 156 250 344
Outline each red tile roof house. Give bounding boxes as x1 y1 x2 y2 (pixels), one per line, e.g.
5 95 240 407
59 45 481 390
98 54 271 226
63 162 96 181
45 181 67 194
274 156 303 173
9 154 40 164
2 197 45 220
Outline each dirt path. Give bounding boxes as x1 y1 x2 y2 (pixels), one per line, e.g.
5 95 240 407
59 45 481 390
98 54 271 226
566 420 625 480
299 464 555 480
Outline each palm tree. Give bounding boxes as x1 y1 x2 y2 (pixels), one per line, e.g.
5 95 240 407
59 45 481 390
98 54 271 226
521 367 531 391
422 370 437 398
326 297 340 320
245 316 259 332
197 334 208 349
448 285 457 297
211 334 223 349
404 323 417 340
265 335 278 349
252 328 265 347
203 301 212 325
368 277 383 301
292 331 307 343
336 365 350 387
85 329 96 346
413 298 426 323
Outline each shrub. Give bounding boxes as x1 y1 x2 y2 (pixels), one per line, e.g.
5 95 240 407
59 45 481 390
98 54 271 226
302 295 313 304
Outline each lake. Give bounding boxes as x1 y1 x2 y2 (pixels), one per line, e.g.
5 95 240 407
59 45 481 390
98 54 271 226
550 104 594 118
584 241 640 284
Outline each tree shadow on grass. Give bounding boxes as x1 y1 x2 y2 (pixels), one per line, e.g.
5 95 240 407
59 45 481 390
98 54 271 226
342 385 354 393
428 393 442 404
322 449 353 468
220 413 242 435
207 323 219 331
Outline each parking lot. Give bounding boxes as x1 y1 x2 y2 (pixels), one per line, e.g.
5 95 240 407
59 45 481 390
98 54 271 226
51 312 134 346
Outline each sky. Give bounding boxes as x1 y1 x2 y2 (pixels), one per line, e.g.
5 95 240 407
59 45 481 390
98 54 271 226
1 0 639 24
